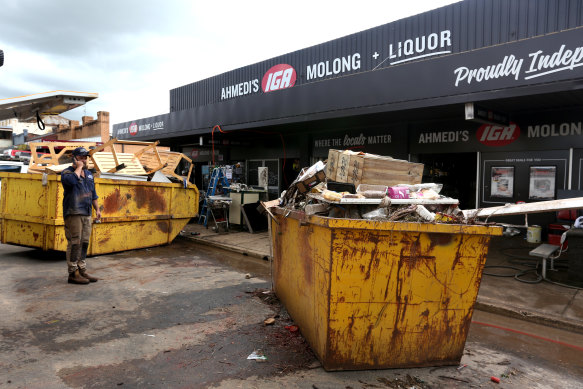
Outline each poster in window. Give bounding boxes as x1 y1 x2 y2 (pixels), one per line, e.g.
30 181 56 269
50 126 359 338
529 166 556 199
491 167 514 198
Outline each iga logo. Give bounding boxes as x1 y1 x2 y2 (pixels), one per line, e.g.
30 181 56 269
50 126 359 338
476 123 520 146
262 64 296 92
129 122 138 136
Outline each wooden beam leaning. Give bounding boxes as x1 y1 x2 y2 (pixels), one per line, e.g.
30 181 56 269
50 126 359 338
463 198 583 219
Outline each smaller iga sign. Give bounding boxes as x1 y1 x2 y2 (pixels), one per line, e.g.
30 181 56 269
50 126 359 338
262 64 296 92
476 123 520 146
129 122 138 136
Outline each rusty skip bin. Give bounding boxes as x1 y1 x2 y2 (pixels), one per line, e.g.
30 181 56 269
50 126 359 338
270 207 502 371
0 172 199 255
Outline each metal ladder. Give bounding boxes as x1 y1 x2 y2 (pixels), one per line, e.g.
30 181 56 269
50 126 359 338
198 167 230 227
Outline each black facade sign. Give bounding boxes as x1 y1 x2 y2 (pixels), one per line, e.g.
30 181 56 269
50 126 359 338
411 116 583 154
115 26 583 140
171 0 583 110
113 113 170 140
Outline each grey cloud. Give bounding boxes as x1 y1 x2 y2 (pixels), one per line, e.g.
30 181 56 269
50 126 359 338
0 0 186 58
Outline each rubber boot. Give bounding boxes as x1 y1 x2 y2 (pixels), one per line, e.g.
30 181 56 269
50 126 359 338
79 269 98 282
68 269 90 284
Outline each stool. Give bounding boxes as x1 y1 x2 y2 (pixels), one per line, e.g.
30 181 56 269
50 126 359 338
208 196 232 233
529 243 559 280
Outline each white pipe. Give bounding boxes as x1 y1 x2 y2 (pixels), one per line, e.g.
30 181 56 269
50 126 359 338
475 151 480 208
569 148 573 190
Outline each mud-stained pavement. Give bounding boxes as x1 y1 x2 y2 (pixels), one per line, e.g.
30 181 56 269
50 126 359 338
1 237 582 388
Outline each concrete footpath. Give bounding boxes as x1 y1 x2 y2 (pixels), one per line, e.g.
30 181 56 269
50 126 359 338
182 221 583 334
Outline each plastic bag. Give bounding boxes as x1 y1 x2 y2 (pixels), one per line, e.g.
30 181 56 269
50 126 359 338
409 188 440 200
399 183 443 194
362 208 389 220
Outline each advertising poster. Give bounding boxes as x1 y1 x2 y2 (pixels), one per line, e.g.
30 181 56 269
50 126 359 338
491 167 514 198
529 166 556 199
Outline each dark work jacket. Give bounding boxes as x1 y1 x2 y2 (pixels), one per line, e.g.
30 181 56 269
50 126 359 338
61 167 98 217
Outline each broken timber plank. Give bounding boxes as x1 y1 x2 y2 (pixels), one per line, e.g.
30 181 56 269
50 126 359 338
107 163 127 173
463 198 583 219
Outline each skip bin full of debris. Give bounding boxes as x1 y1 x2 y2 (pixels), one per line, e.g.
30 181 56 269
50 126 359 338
268 149 503 371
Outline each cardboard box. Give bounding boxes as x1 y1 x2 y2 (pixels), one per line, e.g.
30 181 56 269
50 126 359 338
296 170 326 194
326 149 423 187
325 150 340 181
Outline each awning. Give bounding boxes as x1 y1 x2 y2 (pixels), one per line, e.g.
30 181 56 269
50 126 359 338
0 90 98 122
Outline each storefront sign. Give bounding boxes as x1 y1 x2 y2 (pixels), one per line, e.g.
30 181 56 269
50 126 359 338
476 123 520 146
412 117 583 153
117 27 583 141
387 30 452 65
307 53 361 81
417 130 469 144
128 122 138 136
527 121 582 138
185 147 221 163
221 79 259 100
453 42 583 88
314 132 393 150
312 127 407 157
114 114 168 138
262 64 297 93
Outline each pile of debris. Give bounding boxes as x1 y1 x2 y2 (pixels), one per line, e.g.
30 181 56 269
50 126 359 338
26 138 192 183
279 149 478 225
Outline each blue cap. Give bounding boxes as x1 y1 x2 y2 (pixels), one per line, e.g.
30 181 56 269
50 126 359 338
72 147 89 157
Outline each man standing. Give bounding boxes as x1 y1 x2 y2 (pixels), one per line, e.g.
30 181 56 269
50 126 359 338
61 147 101 284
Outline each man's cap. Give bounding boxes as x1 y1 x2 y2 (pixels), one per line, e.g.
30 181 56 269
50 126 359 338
72 147 89 157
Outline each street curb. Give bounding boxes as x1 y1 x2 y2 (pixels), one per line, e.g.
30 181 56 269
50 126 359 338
475 297 583 335
183 235 271 261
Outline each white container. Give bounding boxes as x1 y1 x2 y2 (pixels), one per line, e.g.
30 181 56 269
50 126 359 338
415 205 435 222
526 225 542 243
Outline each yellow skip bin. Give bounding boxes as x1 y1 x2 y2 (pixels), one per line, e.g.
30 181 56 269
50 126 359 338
270 208 502 371
0 172 198 255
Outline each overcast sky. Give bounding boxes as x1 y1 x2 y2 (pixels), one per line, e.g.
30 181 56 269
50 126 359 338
0 0 459 126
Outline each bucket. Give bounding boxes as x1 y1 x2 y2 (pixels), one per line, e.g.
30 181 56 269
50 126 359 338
527 225 542 243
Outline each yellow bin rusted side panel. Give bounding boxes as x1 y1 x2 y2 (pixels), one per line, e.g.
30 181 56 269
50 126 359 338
271 209 502 371
272 218 332 359
0 172 199 255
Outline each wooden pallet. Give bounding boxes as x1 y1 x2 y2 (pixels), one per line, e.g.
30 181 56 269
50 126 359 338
28 141 98 173
89 139 161 175
139 149 193 181
26 138 192 181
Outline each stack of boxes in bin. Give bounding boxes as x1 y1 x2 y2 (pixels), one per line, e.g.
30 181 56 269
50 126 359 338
326 149 424 188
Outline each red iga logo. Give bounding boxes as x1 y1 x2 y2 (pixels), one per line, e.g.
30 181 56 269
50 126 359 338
262 64 297 92
191 149 199 159
476 123 520 146
129 122 138 136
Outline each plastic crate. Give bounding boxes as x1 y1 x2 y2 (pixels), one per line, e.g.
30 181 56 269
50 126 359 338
548 223 569 247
